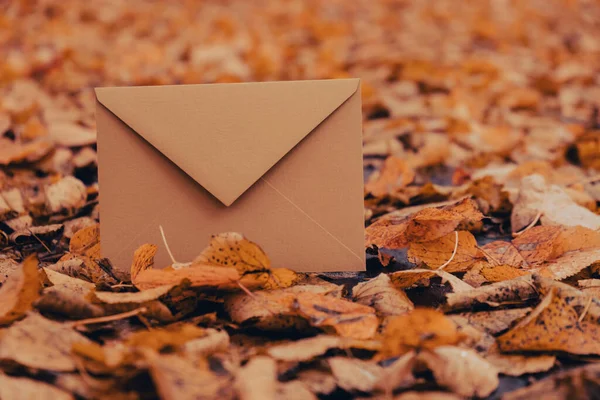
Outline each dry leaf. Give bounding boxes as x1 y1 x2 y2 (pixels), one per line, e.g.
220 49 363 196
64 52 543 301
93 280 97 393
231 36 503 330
277 381 317 400
502 363 600 400
452 308 532 335
48 121 96 147
134 264 241 291
328 357 383 392
49 254 118 286
352 273 414 316
293 291 379 339
45 176 87 215
497 287 600 355
69 223 100 259
0 313 92 371
373 350 416 392
379 308 462 357
0 372 74 400
480 264 529 283
131 243 157 281
408 230 482 272
194 232 270 273
296 369 337 396
485 351 556 376
267 335 381 362
393 392 462 400
511 174 600 232
91 285 175 322
540 249 600 280
445 275 537 311
145 351 234 400
418 346 499 397
0 257 19 284
0 137 54 165
0 255 41 325
390 268 473 293
480 240 529 268
125 324 206 351
236 356 277 400
365 156 415 196
182 328 230 359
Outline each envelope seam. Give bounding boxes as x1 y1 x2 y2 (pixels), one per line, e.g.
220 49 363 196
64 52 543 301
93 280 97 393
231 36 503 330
260 177 364 263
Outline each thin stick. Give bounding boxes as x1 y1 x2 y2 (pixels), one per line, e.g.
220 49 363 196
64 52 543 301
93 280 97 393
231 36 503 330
579 296 593 322
437 231 459 271
27 228 52 253
111 283 135 289
237 281 257 298
159 225 177 264
512 211 543 237
68 307 148 327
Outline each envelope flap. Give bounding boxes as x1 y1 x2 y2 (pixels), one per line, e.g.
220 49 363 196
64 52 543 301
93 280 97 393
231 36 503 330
95 79 359 206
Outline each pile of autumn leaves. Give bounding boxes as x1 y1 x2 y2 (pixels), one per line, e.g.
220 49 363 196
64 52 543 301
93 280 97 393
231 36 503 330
2 187 600 399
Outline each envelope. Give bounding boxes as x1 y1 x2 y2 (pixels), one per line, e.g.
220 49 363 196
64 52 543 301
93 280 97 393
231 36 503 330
95 79 365 272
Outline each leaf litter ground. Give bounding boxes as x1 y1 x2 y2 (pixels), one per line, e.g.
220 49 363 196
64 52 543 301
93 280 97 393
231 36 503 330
2 0 600 399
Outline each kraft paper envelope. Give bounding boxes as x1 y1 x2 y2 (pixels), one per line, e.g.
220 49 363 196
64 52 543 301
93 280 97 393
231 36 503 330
95 79 365 272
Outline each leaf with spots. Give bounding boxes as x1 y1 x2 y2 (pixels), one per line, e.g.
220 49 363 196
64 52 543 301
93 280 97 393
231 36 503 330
194 232 270 273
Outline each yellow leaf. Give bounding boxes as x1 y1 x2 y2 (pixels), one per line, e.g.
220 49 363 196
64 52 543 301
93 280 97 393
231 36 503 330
69 224 101 259
408 231 482 272
0 255 41 325
194 232 270 273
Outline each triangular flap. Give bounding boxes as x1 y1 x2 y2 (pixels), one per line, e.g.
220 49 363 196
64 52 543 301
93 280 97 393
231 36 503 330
95 79 359 206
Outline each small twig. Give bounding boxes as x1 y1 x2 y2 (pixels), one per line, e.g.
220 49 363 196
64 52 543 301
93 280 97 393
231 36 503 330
579 296 593 322
27 228 52 253
159 225 178 265
237 281 257 298
512 211 543 237
437 231 459 271
68 307 148 327
111 283 135 289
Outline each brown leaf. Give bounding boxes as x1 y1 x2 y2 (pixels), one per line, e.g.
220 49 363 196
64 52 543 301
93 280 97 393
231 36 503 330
480 264 529 283
445 275 537 311
497 287 600 355
48 121 96 147
328 357 383 392
379 308 462 357
69 223 100 259
408 230 483 272
0 257 20 284
182 328 230 360
365 198 481 249
452 308 532 335
502 363 600 400
485 352 556 376
131 243 158 281
480 240 528 268
126 324 206 351
352 273 413 316
194 232 270 273
133 264 241 291
365 156 415 196
293 292 379 339
45 176 87 215
511 174 600 232
0 313 92 371
277 381 317 400
390 268 473 292
145 351 234 400
418 346 499 397
236 356 277 400
0 373 74 400
0 255 41 325
0 137 54 165
266 335 381 362
49 254 118 286
511 226 562 266
540 249 600 280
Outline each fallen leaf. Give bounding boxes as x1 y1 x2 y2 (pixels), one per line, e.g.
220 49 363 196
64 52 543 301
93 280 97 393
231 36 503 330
393 392 462 400
452 308 532 335
91 285 176 322
502 363 600 400
125 323 206 351
182 328 230 359
418 346 499 397
277 381 317 400
0 255 41 325
48 121 96 147
45 176 87 215
480 240 529 268
445 275 537 311
511 174 600 232
0 137 54 165
497 285 600 355
131 243 158 281
69 223 100 259
266 335 381 362
480 264 529 283
352 273 414 316
408 230 483 272
485 351 556 376
236 356 277 400
511 225 562 266
0 372 74 400
365 156 415 196
49 254 118 286
379 308 462 357
0 257 20 284
328 357 383 392
0 313 92 371
293 292 379 339
145 351 233 400
296 369 337 396
540 249 600 280
194 232 270 273
133 263 241 291
390 268 473 292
